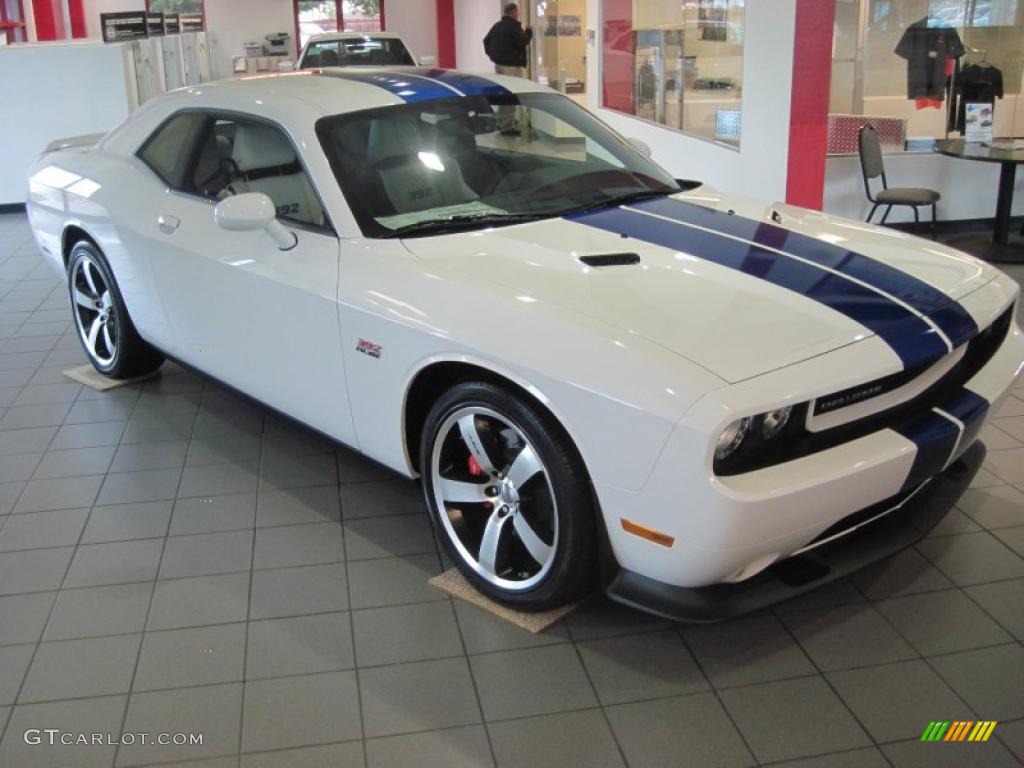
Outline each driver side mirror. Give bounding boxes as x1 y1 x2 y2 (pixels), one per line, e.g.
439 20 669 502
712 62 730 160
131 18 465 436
418 55 437 67
628 137 653 158
214 192 297 251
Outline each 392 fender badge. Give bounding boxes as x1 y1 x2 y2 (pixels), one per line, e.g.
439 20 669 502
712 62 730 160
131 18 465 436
356 339 382 359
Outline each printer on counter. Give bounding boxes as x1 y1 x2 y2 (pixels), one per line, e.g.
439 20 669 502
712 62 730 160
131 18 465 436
263 33 290 56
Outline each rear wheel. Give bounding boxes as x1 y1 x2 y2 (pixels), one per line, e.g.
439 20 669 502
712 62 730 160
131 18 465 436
420 381 597 610
68 241 164 379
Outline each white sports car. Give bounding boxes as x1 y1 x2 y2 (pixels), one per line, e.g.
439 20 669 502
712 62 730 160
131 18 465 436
295 32 432 70
25 68 1024 620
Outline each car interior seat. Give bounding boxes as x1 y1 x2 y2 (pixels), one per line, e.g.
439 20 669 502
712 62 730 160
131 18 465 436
229 123 324 227
192 133 235 198
319 49 339 67
430 117 501 196
366 116 477 215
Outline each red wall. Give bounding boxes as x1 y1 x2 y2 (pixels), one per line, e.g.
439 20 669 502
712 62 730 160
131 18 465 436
69 0 86 38
601 0 635 113
31 0 64 41
436 0 455 68
786 0 835 210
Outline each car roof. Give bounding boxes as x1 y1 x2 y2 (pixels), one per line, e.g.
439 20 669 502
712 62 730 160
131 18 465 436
160 68 550 121
306 31 405 44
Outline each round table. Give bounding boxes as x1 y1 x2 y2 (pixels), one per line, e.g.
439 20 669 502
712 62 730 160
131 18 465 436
935 139 1024 264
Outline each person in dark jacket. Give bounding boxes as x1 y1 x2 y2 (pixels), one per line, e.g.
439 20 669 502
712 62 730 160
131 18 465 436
484 3 533 72
484 4 533 134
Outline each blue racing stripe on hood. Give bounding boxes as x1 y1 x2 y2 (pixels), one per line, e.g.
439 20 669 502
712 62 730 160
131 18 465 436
317 70 458 102
569 206 950 370
630 197 979 348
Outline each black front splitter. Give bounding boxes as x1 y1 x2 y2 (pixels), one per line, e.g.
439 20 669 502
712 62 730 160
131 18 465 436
604 441 985 623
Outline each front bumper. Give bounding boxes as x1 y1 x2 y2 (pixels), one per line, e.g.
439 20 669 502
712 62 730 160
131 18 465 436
605 440 984 622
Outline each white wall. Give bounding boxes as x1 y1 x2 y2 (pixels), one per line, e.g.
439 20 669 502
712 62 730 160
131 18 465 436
585 0 797 202
825 153 1024 223
204 0 297 79
80 0 298 80
454 0 498 74
1 41 134 204
386 0 437 62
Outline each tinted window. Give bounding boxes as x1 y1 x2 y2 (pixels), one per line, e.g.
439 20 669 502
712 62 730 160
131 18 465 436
301 37 415 68
139 113 206 187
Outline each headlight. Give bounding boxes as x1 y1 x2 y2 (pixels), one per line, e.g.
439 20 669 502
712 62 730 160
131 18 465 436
761 406 792 440
713 403 807 475
715 417 751 460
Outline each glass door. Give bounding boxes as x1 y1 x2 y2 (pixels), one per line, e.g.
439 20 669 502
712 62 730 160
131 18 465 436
296 0 339 49
530 1 587 102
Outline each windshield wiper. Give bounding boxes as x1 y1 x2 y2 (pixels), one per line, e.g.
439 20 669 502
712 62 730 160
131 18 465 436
381 212 550 238
568 189 672 216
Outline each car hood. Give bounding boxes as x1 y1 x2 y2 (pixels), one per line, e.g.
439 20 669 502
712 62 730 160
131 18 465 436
403 191 997 383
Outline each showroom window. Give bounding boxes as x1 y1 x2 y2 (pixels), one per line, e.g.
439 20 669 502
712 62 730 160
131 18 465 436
147 0 205 15
0 0 27 44
601 0 746 147
830 0 1024 145
295 0 385 48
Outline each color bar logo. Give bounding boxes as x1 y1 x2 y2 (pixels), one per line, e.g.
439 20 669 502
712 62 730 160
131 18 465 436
921 721 997 742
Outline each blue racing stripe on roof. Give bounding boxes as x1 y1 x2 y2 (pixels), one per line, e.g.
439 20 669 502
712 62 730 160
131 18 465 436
318 70 458 102
568 206 950 370
405 68 512 96
630 197 979 348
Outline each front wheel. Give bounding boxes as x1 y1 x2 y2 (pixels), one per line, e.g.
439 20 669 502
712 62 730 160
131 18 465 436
420 381 597 610
68 241 164 379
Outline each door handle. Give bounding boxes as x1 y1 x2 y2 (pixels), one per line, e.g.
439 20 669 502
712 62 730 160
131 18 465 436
158 214 181 234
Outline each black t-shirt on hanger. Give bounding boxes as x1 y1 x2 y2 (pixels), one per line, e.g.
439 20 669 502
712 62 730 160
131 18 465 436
894 18 965 99
953 62 1004 132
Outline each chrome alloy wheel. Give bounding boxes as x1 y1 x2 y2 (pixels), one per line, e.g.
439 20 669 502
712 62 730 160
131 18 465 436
431 407 558 591
71 256 117 367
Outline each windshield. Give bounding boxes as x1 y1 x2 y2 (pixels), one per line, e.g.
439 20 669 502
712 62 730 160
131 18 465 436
316 92 680 238
301 37 415 68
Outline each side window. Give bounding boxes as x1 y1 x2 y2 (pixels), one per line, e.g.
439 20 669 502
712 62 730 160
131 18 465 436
139 113 206 188
187 115 326 229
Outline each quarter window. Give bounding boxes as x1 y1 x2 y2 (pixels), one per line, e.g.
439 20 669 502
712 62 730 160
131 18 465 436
139 113 206 188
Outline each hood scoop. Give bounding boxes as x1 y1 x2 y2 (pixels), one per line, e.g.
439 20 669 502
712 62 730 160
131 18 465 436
579 253 641 268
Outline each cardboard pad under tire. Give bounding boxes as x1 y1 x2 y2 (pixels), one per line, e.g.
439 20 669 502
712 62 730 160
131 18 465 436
429 568 581 633
63 365 159 391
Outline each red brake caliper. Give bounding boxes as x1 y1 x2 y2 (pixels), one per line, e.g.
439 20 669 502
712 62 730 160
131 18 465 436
468 455 491 508
468 455 486 477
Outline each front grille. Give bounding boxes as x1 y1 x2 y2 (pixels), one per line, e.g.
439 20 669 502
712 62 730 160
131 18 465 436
717 306 1013 475
813 363 929 416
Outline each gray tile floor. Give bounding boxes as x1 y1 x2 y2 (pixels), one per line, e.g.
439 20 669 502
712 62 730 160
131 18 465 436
0 209 1022 768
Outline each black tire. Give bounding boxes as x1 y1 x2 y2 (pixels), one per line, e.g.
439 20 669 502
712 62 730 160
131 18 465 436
67 240 164 379
420 380 597 610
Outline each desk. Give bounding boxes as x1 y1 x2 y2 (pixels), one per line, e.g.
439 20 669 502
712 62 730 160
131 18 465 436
935 139 1024 264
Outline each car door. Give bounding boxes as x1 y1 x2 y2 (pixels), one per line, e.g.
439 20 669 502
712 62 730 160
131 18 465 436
143 112 356 445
